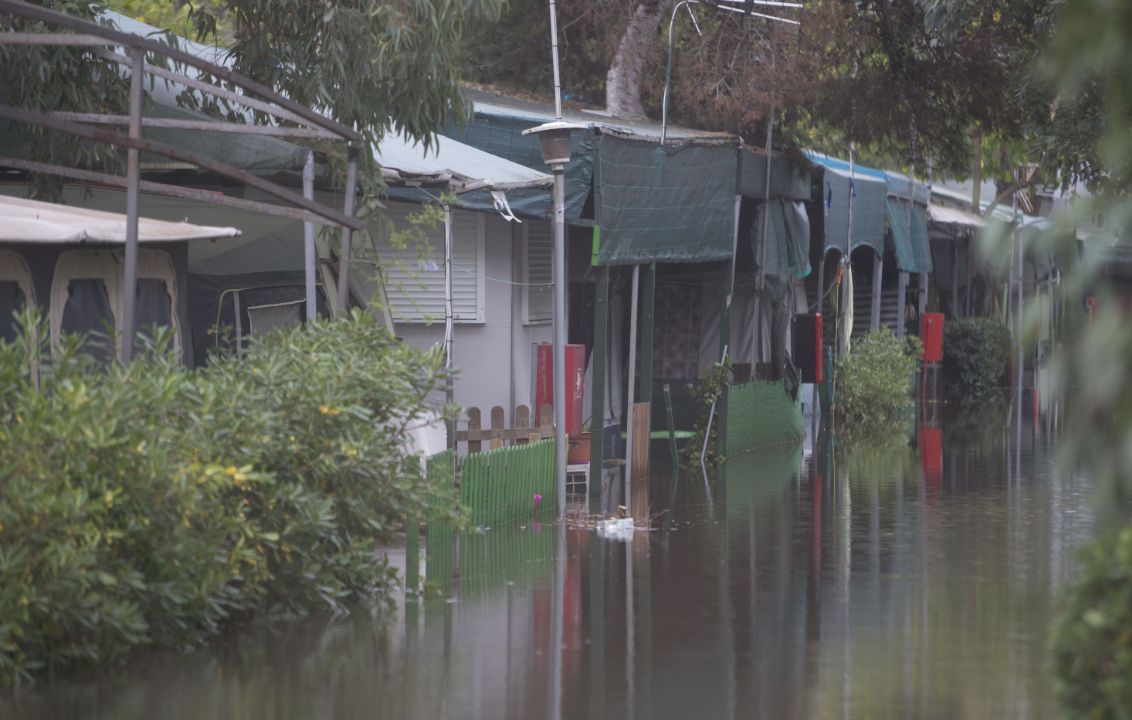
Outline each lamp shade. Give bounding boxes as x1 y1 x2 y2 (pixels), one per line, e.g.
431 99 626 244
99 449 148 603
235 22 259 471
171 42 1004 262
522 121 585 166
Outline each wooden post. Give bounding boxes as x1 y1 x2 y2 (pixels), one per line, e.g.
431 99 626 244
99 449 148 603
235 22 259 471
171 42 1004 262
490 406 505 450
589 263 609 513
467 407 482 454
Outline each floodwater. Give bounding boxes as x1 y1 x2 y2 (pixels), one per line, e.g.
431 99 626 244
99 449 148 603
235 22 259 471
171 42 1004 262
4 408 1095 719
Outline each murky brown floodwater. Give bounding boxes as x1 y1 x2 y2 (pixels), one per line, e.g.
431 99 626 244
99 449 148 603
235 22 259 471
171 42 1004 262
3 409 1094 719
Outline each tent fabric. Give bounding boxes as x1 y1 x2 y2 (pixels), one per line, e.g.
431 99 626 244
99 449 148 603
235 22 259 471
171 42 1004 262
759 198 812 283
885 198 934 273
808 154 887 257
0 196 240 244
739 151 812 201
594 134 738 265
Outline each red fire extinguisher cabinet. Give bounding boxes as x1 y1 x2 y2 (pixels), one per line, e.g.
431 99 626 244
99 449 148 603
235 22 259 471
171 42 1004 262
535 343 586 437
921 313 944 363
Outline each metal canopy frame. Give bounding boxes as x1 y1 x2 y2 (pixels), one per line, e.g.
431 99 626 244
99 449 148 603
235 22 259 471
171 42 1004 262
0 0 363 362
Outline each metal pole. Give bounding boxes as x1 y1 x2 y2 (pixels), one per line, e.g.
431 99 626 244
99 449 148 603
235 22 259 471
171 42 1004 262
871 252 883 330
1013 171 1023 448
552 164 568 518
445 205 456 450
756 110 774 365
120 46 144 364
548 522 566 720
625 264 641 516
589 262 609 514
548 0 563 120
303 151 317 323
335 147 359 315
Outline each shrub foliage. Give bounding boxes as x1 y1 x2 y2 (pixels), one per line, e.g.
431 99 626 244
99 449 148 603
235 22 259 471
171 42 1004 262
836 328 922 435
942 317 1012 399
0 311 447 684
1051 526 1132 718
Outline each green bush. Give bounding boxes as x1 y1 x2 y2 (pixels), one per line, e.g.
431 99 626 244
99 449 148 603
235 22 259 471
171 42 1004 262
1051 525 1132 718
836 328 922 435
942 317 1012 399
0 310 449 684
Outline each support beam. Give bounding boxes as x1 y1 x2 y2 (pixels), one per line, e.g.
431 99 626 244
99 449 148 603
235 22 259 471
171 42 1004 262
589 263 609 514
552 165 568 519
119 46 143 365
303 151 317 323
897 271 909 338
444 205 456 450
951 240 960 318
918 272 929 324
336 147 359 315
625 264 641 516
640 263 656 404
871 252 883 330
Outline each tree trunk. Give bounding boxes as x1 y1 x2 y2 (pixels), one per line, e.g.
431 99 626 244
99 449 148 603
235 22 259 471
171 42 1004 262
606 0 673 120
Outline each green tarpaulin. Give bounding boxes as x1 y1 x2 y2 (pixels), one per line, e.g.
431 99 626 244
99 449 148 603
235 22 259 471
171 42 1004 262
595 134 737 265
759 197 812 283
738 150 812 201
885 198 934 273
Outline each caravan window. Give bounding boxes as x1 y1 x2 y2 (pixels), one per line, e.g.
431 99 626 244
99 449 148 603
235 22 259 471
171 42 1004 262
60 277 116 362
373 202 486 324
133 277 173 352
0 281 26 342
0 249 35 343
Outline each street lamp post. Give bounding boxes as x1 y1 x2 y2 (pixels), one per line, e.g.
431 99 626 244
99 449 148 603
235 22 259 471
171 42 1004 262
523 121 584 520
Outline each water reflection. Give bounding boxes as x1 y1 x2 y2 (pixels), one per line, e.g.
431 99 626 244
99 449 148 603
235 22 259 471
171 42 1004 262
4 409 1093 720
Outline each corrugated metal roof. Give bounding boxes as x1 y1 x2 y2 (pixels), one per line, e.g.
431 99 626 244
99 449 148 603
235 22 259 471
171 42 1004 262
928 204 986 228
376 133 552 191
465 87 736 143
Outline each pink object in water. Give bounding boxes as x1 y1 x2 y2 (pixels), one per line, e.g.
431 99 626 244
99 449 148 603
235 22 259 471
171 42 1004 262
533 493 542 511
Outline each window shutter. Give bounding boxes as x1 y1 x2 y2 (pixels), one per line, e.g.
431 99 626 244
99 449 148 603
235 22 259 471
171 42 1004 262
525 220 552 323
375 203 483 323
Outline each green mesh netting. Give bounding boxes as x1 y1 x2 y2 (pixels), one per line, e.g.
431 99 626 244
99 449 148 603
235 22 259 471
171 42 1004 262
595 134 738 265
886 198 934 273
723 378 804 457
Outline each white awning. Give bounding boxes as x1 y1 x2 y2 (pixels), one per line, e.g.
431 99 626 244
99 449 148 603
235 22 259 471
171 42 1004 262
928 204 987 229
0 195 241 244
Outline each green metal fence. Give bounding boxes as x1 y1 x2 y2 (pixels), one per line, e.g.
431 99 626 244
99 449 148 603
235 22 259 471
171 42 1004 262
460 440 556 528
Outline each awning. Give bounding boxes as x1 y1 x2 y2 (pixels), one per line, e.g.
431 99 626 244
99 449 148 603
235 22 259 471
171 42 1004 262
739 150 812 201
928 204 987 228
594 133 738 265
885 198 933 273
758 197 811 285
0 195 240 243
807 152 888 257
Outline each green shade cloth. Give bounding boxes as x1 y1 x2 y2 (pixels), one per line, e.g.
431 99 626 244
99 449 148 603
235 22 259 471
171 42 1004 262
759 197 812 283
809 154 887 257
595 134 738 265
885 198 934 273
738 150 812 200
723 378 804 457
441 114 596 221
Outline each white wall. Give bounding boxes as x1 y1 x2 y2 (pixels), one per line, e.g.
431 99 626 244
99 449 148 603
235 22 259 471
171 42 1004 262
394 213 550 425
